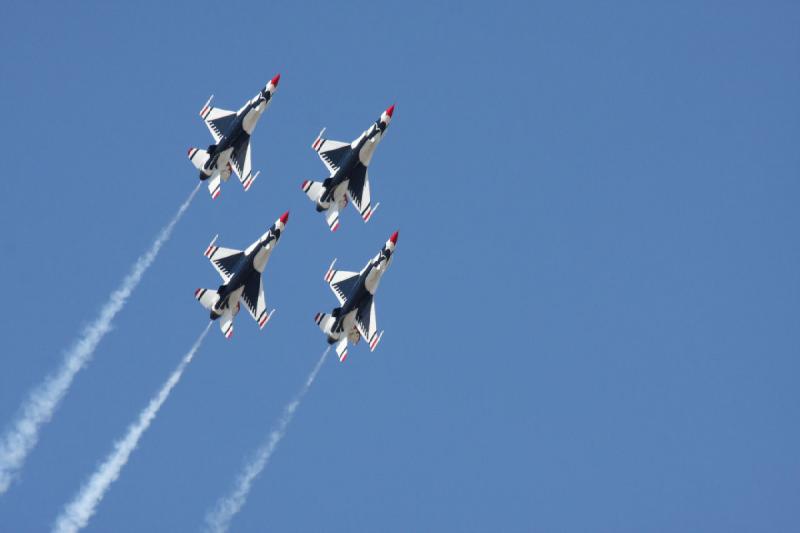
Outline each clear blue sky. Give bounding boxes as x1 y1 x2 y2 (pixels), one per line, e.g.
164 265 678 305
1 1 798 531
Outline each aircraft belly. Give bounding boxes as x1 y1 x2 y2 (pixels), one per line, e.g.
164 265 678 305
359 137 379 165
226 286 244 313
365 266 383 294
252 246 271 273
216 147 233 168
340 310 357 333
242 108 262 134
323 179 347 204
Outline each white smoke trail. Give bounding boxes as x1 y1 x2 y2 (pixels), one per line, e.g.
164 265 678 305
53 322 212 533
0 183 201 495
204 347 330 533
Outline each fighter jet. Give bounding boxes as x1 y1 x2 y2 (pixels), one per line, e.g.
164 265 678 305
301 104 394 231
188 74 280 200
195 211 289 338
314 231 398 361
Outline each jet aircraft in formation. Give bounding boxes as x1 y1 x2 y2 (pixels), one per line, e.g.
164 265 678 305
314 232 398 361
189 79 398 359
195 211 288 338
188 74 280 199
301 105 394 231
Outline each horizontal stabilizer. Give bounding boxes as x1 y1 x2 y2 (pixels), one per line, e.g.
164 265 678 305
207 175 222 200
194 288 220 311
328 193 348 232
326 205 341 232
188 147 209 171
314 312 336 337
301 180 325 203
334 338 348 362
220 310 234 339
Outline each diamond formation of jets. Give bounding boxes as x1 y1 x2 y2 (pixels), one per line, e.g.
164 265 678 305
314 231 398 361
188 74 280 200
195 212 289 338
183 76 399 355
301 105 394 231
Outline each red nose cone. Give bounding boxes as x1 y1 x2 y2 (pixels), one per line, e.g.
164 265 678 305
270 73 281 86
389 231 399 244
279 211 289 224
385 104 395 118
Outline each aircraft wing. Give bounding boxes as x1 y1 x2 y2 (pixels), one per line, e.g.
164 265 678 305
204 237 243 283
241 273 273 329
347 164 379 222
200 102 236 143
324 259 359 305
355 294 382 350
230 138 259 191
312 129 350 175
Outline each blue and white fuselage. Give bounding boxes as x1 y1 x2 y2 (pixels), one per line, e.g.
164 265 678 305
188 74 280 199
315 231 398 361
195 212 289 338
301 105 394 231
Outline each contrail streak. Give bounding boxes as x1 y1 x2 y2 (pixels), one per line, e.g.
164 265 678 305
0 183 200 495
53 322 212 533
204 347 330 533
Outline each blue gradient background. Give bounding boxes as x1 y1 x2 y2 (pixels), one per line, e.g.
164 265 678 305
0 1 798 531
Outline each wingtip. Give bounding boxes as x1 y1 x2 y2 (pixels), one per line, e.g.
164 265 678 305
389 231 399 244
270 73 281 86
279 211 289 224
386 104 395 117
